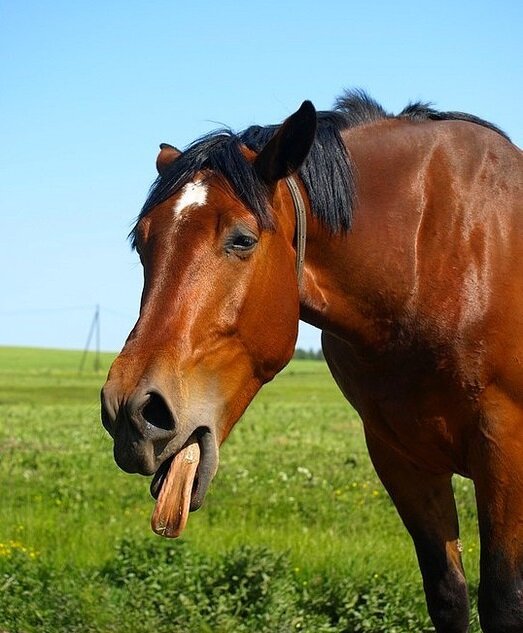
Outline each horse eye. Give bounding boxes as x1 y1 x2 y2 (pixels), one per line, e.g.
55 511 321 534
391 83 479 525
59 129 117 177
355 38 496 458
230 233 257 251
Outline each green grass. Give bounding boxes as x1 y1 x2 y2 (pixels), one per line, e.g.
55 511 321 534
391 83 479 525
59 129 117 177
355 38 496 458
0 347 481 632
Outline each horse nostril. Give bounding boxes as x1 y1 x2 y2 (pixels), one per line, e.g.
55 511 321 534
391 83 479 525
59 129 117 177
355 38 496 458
142 391 176 432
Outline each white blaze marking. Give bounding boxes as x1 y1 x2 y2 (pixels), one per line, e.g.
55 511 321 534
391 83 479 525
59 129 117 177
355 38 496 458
173 181 208 216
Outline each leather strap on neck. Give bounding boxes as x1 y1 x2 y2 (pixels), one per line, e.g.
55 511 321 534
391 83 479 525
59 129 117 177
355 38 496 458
285 175 307 286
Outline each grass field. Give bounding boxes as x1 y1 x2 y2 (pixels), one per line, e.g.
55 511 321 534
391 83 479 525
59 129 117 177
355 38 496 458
0 347 482 632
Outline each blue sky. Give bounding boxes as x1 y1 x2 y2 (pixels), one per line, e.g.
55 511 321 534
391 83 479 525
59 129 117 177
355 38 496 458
1 0 521 352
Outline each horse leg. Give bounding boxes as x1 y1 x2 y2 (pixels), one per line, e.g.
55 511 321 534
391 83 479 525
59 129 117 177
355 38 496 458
469 392 523 633
365 429 470 633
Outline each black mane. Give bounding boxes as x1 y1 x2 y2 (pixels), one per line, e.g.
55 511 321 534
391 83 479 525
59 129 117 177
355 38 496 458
335 89 510 142
131 89 510 246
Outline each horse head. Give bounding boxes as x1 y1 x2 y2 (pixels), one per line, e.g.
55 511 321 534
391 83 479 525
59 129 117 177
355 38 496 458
101 101 316 536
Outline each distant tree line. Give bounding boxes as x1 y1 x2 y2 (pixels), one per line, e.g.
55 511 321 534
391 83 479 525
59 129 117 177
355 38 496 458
293 347 325 360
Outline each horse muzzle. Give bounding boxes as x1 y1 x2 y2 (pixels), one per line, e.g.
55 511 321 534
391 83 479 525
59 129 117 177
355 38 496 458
100 379 220 535
101 382 180 474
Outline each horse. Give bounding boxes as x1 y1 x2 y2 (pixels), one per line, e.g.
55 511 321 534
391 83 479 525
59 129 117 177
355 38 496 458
101 89 523 633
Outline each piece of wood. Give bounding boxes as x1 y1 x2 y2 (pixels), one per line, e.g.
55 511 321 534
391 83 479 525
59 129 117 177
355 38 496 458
151 441 200 538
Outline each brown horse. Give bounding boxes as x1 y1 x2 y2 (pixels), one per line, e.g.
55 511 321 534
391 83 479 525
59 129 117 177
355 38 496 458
101 90 523 633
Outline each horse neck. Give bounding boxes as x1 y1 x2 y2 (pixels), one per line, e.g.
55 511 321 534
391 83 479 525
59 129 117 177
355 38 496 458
298 119 428 348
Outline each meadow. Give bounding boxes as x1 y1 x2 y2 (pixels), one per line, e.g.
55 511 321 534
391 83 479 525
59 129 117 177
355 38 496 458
0 347 482 632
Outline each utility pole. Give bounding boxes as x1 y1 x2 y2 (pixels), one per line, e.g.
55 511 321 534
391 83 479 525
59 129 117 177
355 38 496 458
79 304 101 373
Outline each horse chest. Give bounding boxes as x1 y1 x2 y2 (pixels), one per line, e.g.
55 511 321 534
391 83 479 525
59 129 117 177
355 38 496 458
323 335 475 475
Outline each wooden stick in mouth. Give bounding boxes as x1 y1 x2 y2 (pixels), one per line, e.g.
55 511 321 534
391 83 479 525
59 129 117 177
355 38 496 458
151 440 200 538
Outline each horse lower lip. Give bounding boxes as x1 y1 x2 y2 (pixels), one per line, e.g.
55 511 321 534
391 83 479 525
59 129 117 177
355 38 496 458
188 428 216 511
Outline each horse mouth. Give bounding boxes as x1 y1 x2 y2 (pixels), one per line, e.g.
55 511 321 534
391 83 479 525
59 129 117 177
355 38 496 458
149 428 217 538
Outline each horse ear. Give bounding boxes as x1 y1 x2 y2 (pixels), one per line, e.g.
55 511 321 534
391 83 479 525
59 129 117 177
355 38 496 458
254 101 317 186
156 143 181 176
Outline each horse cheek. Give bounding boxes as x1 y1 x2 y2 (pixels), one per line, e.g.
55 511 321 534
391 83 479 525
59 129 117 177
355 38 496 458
243 268 299 382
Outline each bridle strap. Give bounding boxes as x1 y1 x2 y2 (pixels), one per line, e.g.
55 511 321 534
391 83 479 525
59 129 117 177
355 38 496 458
285 175 307 286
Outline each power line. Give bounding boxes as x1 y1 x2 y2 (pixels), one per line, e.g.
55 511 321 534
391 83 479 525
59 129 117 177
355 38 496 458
0 304 135 320
99 306 136 320
0 305 94 316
